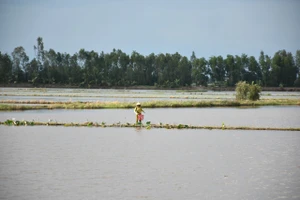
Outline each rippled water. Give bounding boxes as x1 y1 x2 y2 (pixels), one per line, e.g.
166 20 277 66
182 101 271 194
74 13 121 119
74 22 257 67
1 106 300 128
0 126 299 200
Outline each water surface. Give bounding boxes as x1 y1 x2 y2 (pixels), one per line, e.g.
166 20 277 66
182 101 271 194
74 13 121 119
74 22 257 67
1 106 299 128
1 87 299 103
0 126 299 200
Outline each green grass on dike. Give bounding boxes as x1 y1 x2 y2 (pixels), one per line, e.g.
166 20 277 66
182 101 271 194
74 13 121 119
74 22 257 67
0 99 299 111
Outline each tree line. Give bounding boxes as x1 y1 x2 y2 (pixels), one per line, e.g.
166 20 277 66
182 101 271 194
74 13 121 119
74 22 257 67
1 37 299 88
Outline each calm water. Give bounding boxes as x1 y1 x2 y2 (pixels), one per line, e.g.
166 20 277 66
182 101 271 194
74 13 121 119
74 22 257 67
1 87 300 103
0 95 225 103
1 106 299 128
0 126 299 200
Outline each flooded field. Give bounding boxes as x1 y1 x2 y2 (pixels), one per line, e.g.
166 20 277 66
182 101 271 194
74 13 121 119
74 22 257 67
1 87 300 199
1 106 300 128
1 87 300 103
0 126 299 200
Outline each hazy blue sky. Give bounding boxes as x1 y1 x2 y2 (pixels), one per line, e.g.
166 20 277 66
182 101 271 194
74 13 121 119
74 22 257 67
0 0 299 59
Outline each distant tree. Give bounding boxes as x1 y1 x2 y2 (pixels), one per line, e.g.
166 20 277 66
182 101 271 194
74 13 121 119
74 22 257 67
294 50 300 86
259 51 272 86
156 53 182 87
69 54 83 85
209 56 225 83
248 56 261 83
11 46 29 83
117 50 130 86
154 53 166 86
238 54 261 85
225 55 242 86
131 51 146 86
270 50 297 86
4 37 300 88
235 55 244 81
27 58 39 85
190 51 196 63
34 37 45 75
178 56 192 86
191 56 209 86
0 52 12 83
166 53 181 87
42 48 57 84
144 53 156 85
59 53 71 84
283 52 297 86
78 49 92 86
296 50 300 74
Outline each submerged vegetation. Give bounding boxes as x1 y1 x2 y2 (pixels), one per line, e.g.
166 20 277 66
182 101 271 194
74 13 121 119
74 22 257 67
0 99 299 111
1 119 299 131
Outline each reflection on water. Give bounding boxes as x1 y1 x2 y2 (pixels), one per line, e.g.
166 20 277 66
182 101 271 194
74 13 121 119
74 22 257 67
0 126 299 200
1 106 299 128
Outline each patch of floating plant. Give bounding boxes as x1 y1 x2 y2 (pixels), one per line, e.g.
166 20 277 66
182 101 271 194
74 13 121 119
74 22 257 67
1 119 299 131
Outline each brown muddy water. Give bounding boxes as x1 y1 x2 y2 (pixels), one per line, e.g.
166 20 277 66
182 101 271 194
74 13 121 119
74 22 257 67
0 126 299 200
1 106 300 128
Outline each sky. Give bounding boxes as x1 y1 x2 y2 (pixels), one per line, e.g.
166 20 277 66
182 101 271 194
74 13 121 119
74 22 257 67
0 0 299 60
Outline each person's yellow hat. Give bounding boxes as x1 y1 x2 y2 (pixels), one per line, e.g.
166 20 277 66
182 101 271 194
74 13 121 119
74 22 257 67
136 102 141 106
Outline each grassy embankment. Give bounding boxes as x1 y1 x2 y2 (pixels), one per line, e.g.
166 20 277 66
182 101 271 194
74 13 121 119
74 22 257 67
2 83 300 91
0 119 299 131
0 99 299 111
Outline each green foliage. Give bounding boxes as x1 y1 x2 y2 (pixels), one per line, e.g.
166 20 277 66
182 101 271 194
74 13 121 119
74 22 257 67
191 55 209 86
270 50 298 87
4 119 34 126
0 37 299 87
225 55 242 86
84 121 94 127
235 81 249 100
4 119 14 125
235 81 261 101
247 82 261 101
145 121 151 129
259 51 271 86
209 56 225 83
175 124 189 129
177 124 184 129
11 46 29 83
0 52 12 83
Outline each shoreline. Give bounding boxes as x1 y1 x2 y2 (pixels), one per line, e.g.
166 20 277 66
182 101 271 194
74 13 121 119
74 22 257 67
0 99 299 111
1 83 300 91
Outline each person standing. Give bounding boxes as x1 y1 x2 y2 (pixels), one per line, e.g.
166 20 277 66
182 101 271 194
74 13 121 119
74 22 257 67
134 102 145 124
